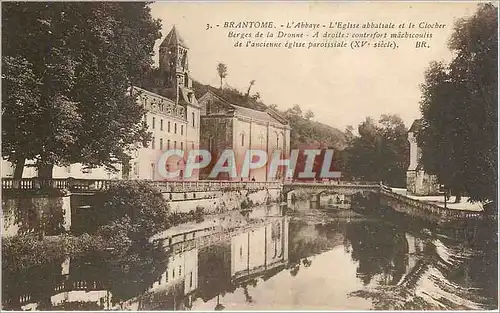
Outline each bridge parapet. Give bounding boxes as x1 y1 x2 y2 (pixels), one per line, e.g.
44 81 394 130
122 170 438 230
1 178 282 193
282 181 381 196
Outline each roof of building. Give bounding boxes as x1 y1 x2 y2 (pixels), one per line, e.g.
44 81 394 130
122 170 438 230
408 118 423 133
202 90 289 126
160 25 187 48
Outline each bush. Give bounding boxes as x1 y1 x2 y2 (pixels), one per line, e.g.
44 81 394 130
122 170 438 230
169 206 206 226
194 206 205 223
92 181 171 240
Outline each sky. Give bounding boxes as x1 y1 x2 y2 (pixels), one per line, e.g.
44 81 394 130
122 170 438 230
149 1 479 130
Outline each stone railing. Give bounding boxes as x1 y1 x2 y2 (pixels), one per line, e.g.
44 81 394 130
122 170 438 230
380 189 485 220
1 178 282 193
151 180 281 193
2 178 114 192
284 180 380 187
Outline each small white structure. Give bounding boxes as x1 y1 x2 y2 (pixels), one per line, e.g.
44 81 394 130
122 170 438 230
406 119 440 196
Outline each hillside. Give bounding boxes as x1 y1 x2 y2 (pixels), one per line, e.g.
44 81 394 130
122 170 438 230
192 81 346 150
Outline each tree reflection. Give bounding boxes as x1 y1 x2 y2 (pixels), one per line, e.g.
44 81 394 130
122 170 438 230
286 219 346 278
103 240 169 303
344 221 408 286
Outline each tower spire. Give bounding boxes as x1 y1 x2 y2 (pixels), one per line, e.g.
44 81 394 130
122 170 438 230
158 25 192 103
160 25 188 48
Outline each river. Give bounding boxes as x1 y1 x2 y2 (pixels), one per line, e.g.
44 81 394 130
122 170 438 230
2 201 497 310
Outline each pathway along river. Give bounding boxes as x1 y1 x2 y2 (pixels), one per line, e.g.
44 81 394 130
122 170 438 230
2 201 497 310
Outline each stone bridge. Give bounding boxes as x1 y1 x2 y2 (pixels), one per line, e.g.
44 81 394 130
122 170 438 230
282 181 381 196
282 181 382 207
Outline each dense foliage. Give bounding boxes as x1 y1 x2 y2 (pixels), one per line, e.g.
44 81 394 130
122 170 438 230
92 180 172 241
417 3 497 203
342 115 409 187
2 2 160 178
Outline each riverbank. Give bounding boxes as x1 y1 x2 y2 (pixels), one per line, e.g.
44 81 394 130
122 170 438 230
391 188 484 212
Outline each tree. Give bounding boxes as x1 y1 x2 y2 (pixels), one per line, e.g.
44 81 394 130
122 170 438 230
417 62 466 202
304 110 314 120
417 3 497 204
245 79 255 100
286 104 303 118
216 63 227 89
252 92 261 101
92 181 171 241
2 2 161 178
343 115 409 187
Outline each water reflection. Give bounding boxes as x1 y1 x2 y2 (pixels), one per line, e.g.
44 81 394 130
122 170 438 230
133 215 290 310
2 208 497 310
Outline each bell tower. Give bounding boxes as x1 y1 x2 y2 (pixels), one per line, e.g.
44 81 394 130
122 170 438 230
159 25 192 92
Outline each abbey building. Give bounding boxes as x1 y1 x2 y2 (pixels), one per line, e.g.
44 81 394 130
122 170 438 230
124 26 201 180
2 26 289 182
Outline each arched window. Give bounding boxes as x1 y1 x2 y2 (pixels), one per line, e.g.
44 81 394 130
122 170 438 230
206 101 211 114
241 133 245 146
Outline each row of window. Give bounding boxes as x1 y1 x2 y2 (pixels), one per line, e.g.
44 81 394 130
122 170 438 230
239 133 283 147
150 138 196 151
148 113 196 132
154 267 193 288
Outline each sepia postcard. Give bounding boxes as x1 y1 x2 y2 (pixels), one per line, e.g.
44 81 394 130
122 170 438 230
1 1 498 311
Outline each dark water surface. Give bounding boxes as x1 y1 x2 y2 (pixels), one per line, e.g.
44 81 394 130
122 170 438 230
2 203 498 310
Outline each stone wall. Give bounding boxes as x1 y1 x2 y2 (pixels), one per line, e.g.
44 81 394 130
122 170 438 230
2 191 71 238
406 170 440 196
2 186 282 238
166 188 281 214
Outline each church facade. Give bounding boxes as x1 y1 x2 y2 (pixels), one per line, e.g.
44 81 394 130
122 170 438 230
198 91 291 182
406 119 440 195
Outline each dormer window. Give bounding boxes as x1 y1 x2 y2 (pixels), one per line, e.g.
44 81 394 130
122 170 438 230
187 92 193 103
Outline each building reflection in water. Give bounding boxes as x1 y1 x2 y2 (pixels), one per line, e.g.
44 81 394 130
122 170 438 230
135 215 290 311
